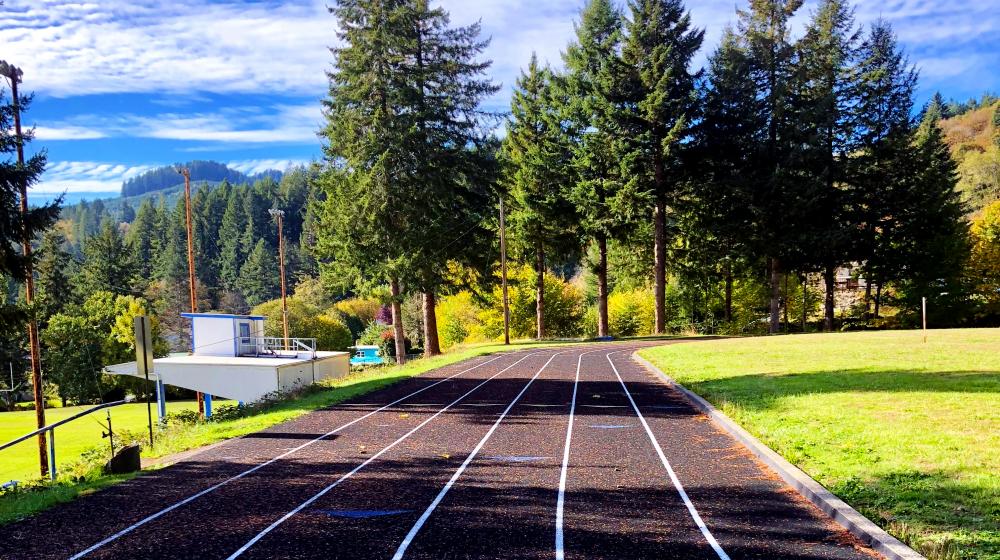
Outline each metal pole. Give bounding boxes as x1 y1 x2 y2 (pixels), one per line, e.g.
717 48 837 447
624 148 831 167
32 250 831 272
3 62 48 478
499 198 510 345
177 167 203 416
139 317 153 448
48 429 56 481
270 208 289 348
922 296 927 343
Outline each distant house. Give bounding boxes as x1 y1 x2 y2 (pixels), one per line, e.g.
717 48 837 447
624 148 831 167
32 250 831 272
107 312 349 418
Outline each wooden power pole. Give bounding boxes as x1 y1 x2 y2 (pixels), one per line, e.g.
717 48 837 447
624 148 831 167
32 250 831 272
176 166 203 416
269 208 289 348
499 198 510 345
4 62 48 477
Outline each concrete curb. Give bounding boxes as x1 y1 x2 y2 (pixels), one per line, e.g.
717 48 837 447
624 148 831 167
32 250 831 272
631 352 925 560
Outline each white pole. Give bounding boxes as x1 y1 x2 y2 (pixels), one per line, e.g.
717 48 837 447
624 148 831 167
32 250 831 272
922 297 927 343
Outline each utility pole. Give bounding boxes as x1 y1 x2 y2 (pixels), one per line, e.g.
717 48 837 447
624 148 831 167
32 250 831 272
3 62 47 478
269 208 289 348
176 166 203 416
499 198 510 345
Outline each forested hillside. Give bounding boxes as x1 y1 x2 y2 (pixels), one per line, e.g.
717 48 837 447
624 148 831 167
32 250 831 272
939 96 1000 212
119 160 283 197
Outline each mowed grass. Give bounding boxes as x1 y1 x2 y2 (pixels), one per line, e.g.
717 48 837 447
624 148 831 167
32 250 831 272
0 401 199 484
638 329 1000 560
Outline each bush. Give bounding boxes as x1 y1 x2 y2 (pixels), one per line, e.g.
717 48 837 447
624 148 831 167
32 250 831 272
332 298 382 339
436 291 484 349
608 288 656 337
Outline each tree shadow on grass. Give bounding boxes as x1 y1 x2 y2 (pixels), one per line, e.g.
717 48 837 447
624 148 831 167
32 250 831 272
684 368 1000 411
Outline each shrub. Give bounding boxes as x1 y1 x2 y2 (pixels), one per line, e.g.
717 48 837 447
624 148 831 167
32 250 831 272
332 298 382 338
251 297 352 351
436 291 483 349
608 288 656 337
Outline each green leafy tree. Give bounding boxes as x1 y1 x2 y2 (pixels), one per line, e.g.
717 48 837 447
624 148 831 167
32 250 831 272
612 0 703 334
504 54 579 339
41 314 103 405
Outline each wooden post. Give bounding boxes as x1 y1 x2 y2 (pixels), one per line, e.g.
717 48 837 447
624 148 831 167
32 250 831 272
269 209 289 348
177 167 203 416
5 63 48 478
922 297 927 343
499 198 510 345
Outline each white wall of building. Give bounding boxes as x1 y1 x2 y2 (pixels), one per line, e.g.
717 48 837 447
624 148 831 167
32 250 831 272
191 317 238 356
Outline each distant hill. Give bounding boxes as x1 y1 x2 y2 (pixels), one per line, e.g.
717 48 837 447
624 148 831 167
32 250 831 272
120 161 282 197
939 100 1000 214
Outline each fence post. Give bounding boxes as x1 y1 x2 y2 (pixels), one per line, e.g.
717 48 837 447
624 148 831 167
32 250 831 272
48 430 56 481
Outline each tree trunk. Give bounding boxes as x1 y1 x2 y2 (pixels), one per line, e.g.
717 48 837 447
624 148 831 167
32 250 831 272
874 281 883 319
390 278 406 365
653 200 667 334
801 274 808 332
422 291 441 357
864 279 873 320
724 264 733 323
535 245 545 340
769 257 781 334
597 234 609 338
823 266 835 332
783 273 789 331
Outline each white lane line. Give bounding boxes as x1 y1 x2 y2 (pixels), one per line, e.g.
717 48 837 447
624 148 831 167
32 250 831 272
225 352 543 560
390 351 568 560
606 353 731 560
68 353 511 560
553 352 584 560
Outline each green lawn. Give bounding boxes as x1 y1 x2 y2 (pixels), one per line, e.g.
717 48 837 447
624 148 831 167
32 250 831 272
638 329 1000 560
0 401 199 484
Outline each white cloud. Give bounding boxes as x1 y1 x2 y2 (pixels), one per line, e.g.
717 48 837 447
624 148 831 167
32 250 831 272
228 158 312 175
33 125 107 140
37 161 154 193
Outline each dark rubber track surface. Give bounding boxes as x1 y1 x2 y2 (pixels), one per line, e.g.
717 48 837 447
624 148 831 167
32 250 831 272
0 343 881 560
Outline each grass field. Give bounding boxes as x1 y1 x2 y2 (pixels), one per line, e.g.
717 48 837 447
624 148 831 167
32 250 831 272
0 401 199 484
638 329 1000 560
0 338 592 524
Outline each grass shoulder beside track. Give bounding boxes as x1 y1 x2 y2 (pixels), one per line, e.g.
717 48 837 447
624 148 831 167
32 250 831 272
637 329 1000 560
0 338 591 526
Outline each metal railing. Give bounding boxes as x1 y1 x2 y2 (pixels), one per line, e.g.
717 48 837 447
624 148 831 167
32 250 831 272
0 396 135 482
237 337 317 359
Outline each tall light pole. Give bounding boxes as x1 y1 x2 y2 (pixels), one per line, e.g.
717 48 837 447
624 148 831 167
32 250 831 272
499 198 510 345
176 166 203 416
269 208 289 348
2 61 47 477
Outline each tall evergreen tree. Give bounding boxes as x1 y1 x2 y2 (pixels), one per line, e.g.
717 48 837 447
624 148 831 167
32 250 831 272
219 188 248 297
612 0 703 334
853 20 917 317
35 228 75 319
736 0 804 333
504 54 578 339
126 199 159 280
78 220 138 297
564 0 633 337
239 238 280 309
793 0 862 330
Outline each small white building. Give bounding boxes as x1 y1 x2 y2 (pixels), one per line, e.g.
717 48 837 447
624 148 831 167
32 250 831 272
107 313 350 417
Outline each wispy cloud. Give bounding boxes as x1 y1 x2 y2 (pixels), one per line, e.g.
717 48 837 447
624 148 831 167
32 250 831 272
228 159 312 175
33 103 322 146
38 161 155 193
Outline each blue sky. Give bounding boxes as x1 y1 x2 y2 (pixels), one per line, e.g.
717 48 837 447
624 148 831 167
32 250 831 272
2 0 998 195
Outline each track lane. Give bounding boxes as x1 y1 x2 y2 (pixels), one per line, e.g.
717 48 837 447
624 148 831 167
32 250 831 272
228 351 568 559
607 351 878 560
0 351 524 560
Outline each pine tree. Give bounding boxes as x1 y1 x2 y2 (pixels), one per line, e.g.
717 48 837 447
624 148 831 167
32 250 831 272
793 0 862 330
78 220 138 297
613 0 703 334
693 28 762 322
853 20 917 317
504 54 578 339
126 199 159 280
0 66 59 325
735 0 804 333
35 228 75 319
564 0 631 338
238 239 279 308
218 188 248 296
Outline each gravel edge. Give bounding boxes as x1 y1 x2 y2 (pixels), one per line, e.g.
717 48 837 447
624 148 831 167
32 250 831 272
632 352 926 560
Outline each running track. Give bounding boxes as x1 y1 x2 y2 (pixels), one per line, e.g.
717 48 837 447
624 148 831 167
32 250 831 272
0 343 880 560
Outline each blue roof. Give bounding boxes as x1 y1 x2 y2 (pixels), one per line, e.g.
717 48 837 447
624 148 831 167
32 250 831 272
180 313 265 320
